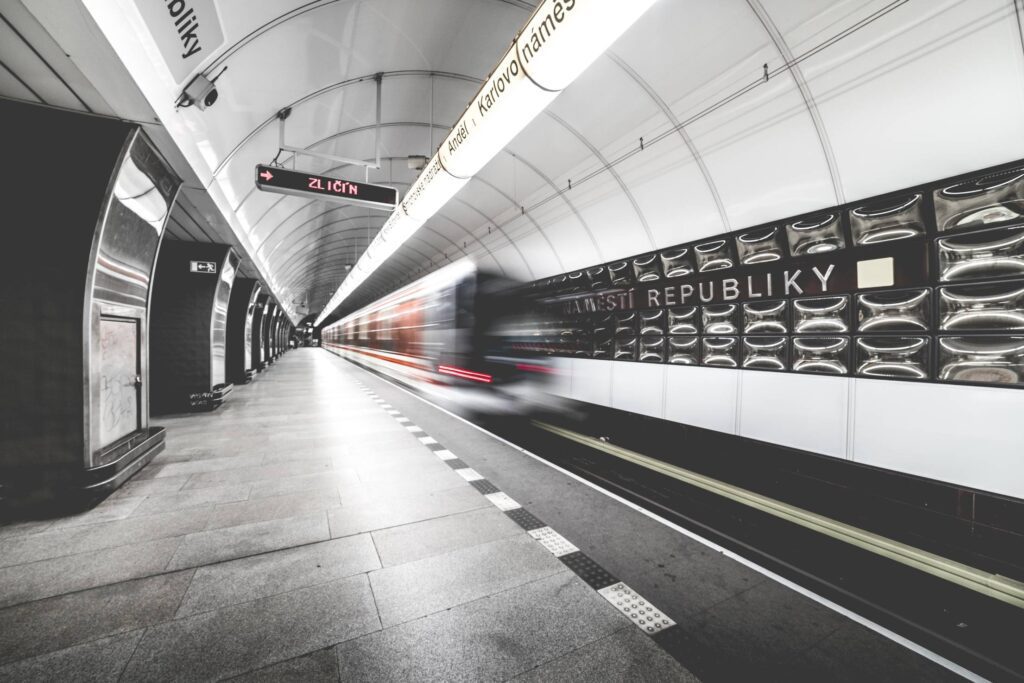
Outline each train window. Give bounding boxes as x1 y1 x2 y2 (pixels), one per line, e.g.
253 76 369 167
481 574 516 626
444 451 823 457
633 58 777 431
855 336 930 380
934 165 1024 233
736 226 786 265
938 280 1024 331
849 193 926 245
742 336 787 371
701 304 739 335
792 337 849 375
936 225 1024 282
702 336 738 367
660 247 694 278
937 336 1024 385
695 239 735 272
794 295 849 334
743 300 788 335
632 253 662 282
786 213 844 256
856 288 930 332
667 336 699 365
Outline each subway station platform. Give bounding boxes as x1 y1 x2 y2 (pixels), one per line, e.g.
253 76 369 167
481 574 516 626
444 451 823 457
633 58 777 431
0 350 966 681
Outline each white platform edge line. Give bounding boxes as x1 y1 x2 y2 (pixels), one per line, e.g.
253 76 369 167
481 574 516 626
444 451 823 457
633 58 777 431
344 360 985 683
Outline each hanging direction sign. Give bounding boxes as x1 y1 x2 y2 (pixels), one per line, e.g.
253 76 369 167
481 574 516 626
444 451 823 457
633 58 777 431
255 165 398 210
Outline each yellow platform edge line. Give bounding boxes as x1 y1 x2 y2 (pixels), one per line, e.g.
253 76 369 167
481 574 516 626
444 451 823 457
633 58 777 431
534 421 1024 610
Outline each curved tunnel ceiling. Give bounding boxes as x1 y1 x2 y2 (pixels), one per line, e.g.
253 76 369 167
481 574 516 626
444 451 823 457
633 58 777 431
81 0 1024 323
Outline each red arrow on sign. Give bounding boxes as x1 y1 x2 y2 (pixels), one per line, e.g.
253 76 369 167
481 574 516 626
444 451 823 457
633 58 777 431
259 169 273 181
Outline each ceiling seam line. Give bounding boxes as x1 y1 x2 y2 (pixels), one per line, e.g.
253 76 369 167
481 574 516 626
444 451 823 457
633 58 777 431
0 60 43 102
471 173 563 272
448 195 534 279
0 12 93 112
608 53 731 232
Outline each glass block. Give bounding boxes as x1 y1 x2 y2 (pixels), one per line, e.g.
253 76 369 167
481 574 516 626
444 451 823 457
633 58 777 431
667 306 699 335
856 288 930 332
793 337 850 375
743 300 788 334
702 304 739 335
849 193 926 245
632 253 662 282
615 312 638 336
742 336 787 370
934 165 1024 233
614 336 637 361
702 336 738 367
660 247 695 278
855 336 930 380
592 314 614 338
639 336 666 363
668 336 699 365
938 336 1024 385
608 260 632 286
587 265 610 290
937 225 1024 282
737 226 786 265
794 295 849 333
639 309 666 335
939 280 1024 331
786 213 845 256
695 239 735 272
566 271 585 292
593 337 612 359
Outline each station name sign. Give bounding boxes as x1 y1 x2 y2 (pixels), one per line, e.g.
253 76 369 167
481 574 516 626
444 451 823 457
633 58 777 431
552 240 929 314
255 165 398 211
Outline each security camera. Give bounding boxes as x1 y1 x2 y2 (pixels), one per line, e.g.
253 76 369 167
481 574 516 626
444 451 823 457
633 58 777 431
176 67 227 111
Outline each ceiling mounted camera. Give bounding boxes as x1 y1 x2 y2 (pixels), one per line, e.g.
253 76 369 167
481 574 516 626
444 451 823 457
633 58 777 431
176 66 227 111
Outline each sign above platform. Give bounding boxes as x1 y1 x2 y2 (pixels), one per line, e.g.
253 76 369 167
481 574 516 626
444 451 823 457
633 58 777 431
255 165 398 211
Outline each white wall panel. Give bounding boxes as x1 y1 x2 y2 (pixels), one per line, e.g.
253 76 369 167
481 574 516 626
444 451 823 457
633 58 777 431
528 200 602 271
739 371 849 458
614 140 727 249
852 379 1024 499
569 358 612 407
800 0 1024 201
548 358 573 399
664 365 739 434
573 174 655 257
611 363 665 419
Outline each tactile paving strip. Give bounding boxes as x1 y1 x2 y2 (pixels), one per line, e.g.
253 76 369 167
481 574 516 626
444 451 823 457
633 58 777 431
406 425 424 433
505 507 546 531
469 479 500 495
455 468 484 482
444 458 469 469
425 442 445 452
485 492 521 511
418 436 438 445
434 449 457 460
598 582 675 634
559 551 618 590
528 526 579 557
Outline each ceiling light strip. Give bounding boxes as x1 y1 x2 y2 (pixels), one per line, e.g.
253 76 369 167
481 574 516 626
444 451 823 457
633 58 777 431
315 0 658 325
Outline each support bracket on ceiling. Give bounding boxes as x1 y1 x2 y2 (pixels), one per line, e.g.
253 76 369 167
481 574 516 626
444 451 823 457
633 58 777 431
275 73 383 178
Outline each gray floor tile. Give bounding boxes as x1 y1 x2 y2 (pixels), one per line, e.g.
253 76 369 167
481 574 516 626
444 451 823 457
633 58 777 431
368 533 567 627
176 534 380 616
0 629 145 683
371 506 522 567
0 519 55 539
122 575 379 681
109 474 192 498
46 496 146 529
166 512 330 570
249 470 361 499
130 483 252 516
0 506 212 568
141 454 267 479
229 647 339 682
205 490 341 531
335 572 630 682
514 627 698 682
328 485 488 538
180 459 335 490
0 570 193 664
0 537 182 608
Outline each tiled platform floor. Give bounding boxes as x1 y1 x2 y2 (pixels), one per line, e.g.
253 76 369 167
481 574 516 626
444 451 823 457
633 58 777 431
0 349 694 681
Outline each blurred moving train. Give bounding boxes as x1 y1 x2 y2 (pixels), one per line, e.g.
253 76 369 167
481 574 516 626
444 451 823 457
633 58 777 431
320 260 556 415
